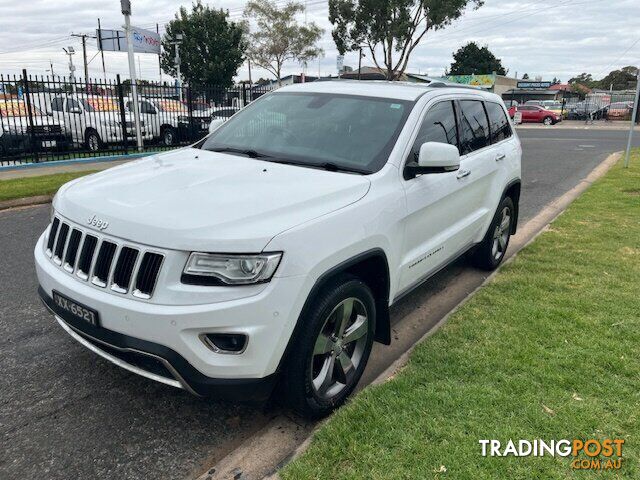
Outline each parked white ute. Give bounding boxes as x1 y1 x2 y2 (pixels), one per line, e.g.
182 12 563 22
36 81 521 418
50 95 152 151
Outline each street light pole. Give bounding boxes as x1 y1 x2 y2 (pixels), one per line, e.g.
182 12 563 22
121 0 144 152
624 68 640 168
170 34 183 101
63 47 76 92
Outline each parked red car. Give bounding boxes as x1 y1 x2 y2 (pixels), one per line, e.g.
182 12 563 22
515 105 561 125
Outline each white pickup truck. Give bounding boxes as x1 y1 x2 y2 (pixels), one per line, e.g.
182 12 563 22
50 94 152 151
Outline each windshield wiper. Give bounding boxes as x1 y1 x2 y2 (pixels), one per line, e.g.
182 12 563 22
208 146 273 159
311 162 369 174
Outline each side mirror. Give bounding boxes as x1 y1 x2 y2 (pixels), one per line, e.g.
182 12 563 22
404 142 460 180
69 107 82 114
208 118 225 134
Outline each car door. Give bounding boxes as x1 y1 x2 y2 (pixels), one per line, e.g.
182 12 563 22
455 98 501 242
397 98 479 295
63 98 85 144
518 105 533 122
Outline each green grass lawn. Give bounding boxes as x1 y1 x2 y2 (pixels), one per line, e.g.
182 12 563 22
0 170 98 202
282 153 640 480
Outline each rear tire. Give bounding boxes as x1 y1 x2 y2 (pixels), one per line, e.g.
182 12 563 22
471 196 515 270
281 275 376 419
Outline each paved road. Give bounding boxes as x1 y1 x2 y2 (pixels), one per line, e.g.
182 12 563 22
1 129 637 480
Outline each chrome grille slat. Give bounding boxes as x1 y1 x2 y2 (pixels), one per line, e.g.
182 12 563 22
46 216 164 300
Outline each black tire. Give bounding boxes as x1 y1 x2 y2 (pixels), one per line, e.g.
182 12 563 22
471 196 515 271
85 130 102 152
161 126 177 146
543 116 553 126
281 274 376 419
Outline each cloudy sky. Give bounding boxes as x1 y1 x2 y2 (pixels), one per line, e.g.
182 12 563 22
0 0 638 83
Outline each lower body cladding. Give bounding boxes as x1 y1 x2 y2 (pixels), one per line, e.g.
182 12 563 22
34 234 310 402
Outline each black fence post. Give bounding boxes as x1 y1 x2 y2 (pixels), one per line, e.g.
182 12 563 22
241 82 247 107
22 69 39 163
116 75 128 155
186 84 194 141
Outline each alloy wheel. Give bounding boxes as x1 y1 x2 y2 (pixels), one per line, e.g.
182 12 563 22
310 297 369 400
491 206 511 261
88 134 99 151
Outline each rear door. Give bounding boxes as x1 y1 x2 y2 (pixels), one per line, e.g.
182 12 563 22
455 98 501 243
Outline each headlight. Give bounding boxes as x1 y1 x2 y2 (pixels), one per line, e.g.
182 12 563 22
183 252 282 285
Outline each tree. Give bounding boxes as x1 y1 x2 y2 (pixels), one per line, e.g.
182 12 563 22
161 2 246 87
243 1 324 86
447 42 506 75
522 73 529 79
329 0 483 81
568 72 595 87
598 66 638 90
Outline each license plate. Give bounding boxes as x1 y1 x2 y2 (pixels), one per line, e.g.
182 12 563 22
42 140 57 148
52 290 99 326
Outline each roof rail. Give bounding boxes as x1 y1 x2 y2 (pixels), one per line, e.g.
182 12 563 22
428 81 481 90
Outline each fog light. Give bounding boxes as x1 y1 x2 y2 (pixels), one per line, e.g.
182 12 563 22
201 333 247 354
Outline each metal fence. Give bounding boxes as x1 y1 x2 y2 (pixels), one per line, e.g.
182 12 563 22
563 92 638 122
0 70 273 166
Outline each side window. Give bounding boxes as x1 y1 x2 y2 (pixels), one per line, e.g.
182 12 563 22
51 97 64 112
458 100 490 154
66 98 80 112
485 102 512 144
410 101 458 161
140 101 156 114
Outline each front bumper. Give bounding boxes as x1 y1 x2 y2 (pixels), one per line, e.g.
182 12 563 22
39 287 277 401
35 231 312 400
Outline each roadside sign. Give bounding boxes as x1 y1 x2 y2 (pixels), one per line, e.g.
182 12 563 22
513 111 523 124
517 81 552 89
97 27 161 54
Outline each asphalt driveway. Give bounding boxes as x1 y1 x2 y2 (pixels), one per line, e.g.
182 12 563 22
0 128 637 480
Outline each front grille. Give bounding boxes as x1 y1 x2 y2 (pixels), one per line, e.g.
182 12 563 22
46 216 164 299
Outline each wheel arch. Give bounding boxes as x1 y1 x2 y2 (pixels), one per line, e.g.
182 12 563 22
276 249 392 376
503 179 521 234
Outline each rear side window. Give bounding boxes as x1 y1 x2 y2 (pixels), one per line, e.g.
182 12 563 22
485 102 512 143
458 100 490 154
51 97 64 112
410 101 458 161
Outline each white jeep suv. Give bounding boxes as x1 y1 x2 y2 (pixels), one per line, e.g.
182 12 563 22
35 81 521 418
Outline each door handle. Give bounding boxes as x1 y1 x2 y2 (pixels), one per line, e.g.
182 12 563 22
495 153 506 161
456 169 471 179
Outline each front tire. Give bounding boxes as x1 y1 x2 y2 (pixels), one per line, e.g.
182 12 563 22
282 275 376 419
471 196 515 270
161 126 177 146
85 130 102 152
543 116 553 125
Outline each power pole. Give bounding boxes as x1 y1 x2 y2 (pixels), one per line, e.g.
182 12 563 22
71 33 92 82
97 18 107 77
121 0 144 152
624 68 640 168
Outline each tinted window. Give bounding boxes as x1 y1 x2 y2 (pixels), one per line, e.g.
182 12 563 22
458 100 490 154
51 97 64 112
67 98 80 111
485 102 512 143
410 101 458 160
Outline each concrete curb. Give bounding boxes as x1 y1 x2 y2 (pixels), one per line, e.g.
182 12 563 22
274 151 623 477
0 194 53 211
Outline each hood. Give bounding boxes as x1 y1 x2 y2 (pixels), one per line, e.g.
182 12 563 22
55 148 371 252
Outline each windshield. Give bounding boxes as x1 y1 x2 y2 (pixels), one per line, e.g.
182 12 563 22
0 100 43 117
200 92 413 174
81 98 119 112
